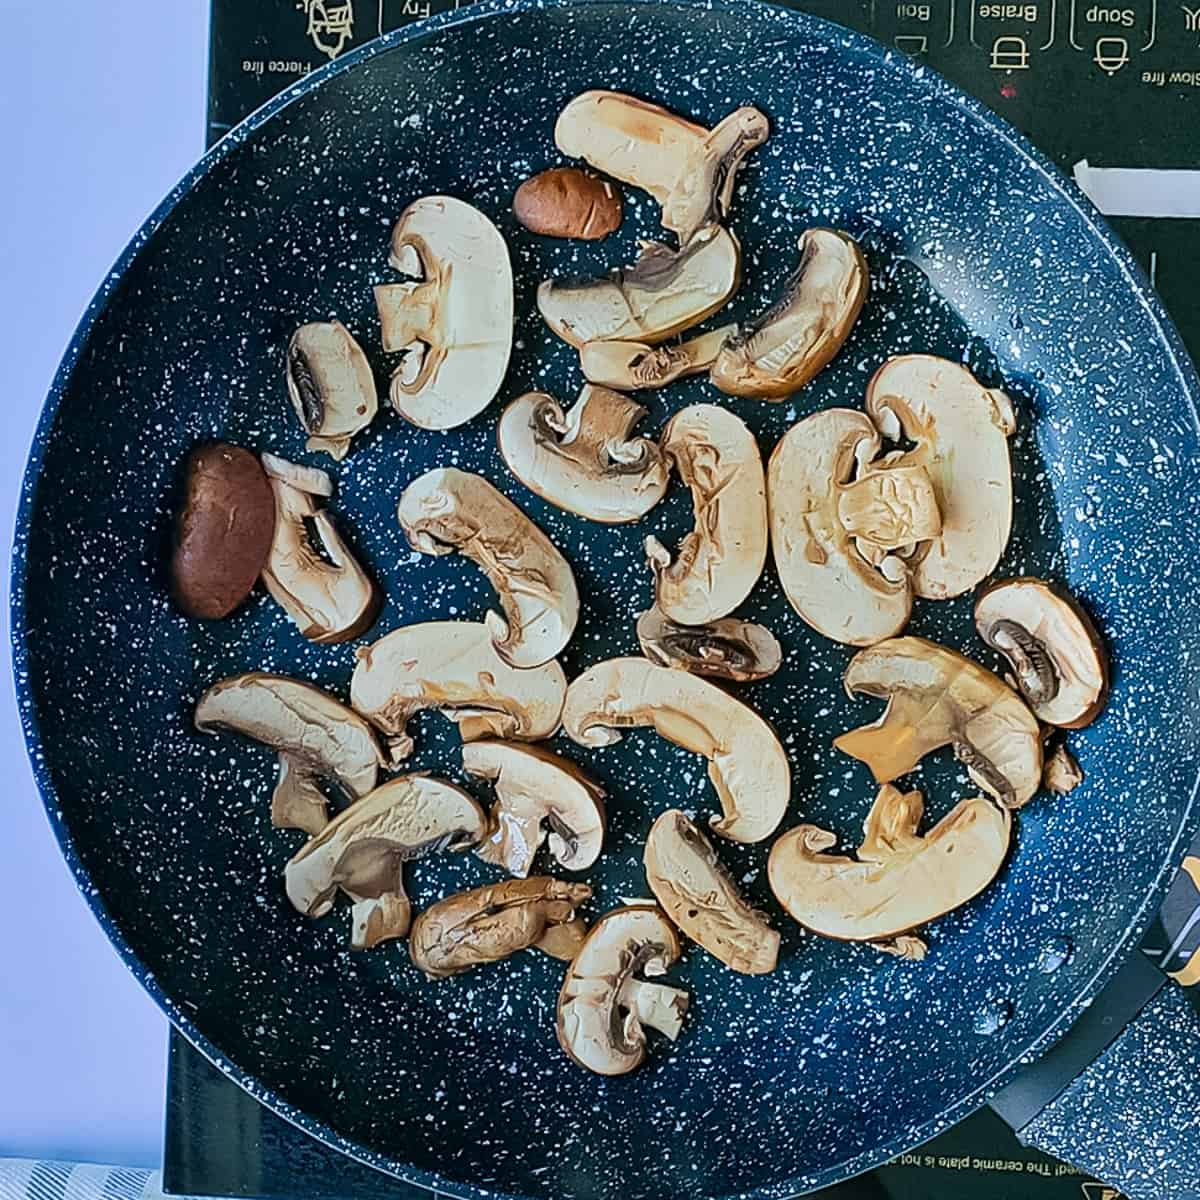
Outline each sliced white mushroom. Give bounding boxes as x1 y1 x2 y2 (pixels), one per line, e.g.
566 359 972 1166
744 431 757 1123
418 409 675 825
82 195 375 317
562 657 789 843
768 784 1011 951
194 672 383 835
644 809 779 974
557 905 690 1076
409 878 592 979
768 409 940 646
285 775 487 950
285 321 378 461
579 325 735 391
496 387 669 524
260 453 378 644
646 404 768 625
463 741 606 877
865 355 1015 600
397 468 579 667
834 637 1043 809
537 224 741 349
975 577 1109 729
373 196 513 430
711 229 868 399
350 621 567 763
555 91 769 244
635 608 781 682
1043 743 1084 795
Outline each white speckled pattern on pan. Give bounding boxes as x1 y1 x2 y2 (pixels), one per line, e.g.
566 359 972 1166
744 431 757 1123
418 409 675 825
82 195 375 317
11 2 1200 1198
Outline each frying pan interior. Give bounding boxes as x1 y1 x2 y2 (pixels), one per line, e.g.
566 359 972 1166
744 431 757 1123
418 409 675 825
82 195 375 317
14 2 1200 1197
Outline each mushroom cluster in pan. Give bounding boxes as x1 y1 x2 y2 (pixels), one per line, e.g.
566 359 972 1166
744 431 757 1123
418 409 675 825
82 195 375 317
172 89 1110 1076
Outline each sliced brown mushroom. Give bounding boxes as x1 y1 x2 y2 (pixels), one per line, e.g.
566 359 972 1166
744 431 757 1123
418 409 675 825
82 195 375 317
975 578 1109 729
865 355 1015 600
711 228 868 399
555 91 768 245
635 608 781 682
285 321 378 461
194 672 383 835
497 386 669 524
644 809 779 974
397 468 579 667
562 657 789 843
834 637 1043 809
260 453 379 644
409 878 592 979
373 196 513 430
768 783 1011 952
1043 743 1084 795
579 325 735 391
350 621 567 763
646 404 768 625
557 905 690 1076
537 224 741 349
284 775 487 950
463 741 606 877
768 409 941 646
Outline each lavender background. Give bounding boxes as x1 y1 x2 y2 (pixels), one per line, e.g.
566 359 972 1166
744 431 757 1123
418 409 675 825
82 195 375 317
0 0 208 1167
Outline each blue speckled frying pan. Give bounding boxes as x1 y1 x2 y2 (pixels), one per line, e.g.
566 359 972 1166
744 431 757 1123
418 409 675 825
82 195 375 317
13 2 1200 1197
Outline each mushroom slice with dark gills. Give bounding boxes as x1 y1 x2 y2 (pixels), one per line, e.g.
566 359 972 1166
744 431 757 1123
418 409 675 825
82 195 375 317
768 783 1011 957
635 608 781 682
563 657 789 843
644 809 779 974
350 621 567 763
537 224 741 349
409 878 593 979
711 228 868 399
463 741 606 877
260 453 379 644
397 467 580 667
285 321 378 461
194 672 384 835
975 577 1109 729
554 91 769 245
834 637 1043 809
497 386 670 524
579 325 735 392
557 905 690 1076
645 404 768 625
374 196 513 430
284 775 487 950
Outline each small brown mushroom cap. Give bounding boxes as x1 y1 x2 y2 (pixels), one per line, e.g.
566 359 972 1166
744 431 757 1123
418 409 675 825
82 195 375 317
635 608 781 682
556 905 689 1076
834 637 1043 809
975 577 1109 729
513 168 622 240
646 404 768 626
409 877 593 979
463 740 606 877
768 784 1011 948
644 809 779 974
711 228 868 399
497 387 669 524
397 468 579 667
195 672 383 835
562 657 789 843
285 321 378 461
537 225 741 349
259 454 379 645
865 356 1015 600
285 775 487 950
350 621 568 763
374 196 513 430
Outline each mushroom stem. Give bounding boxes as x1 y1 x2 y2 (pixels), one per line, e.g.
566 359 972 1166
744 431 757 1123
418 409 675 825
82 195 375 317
375 280 440 352
620 979 689 1041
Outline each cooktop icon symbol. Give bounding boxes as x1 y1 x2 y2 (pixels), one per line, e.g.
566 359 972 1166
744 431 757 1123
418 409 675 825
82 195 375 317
1093 35 1130 73
990 35 1031 70
301 0 355 60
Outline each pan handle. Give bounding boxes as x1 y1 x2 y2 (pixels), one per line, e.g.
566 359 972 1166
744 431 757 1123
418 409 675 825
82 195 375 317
990 854 1200 1200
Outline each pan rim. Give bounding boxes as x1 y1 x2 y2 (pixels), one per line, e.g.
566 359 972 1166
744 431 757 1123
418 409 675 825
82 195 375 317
11 0 1200 1196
